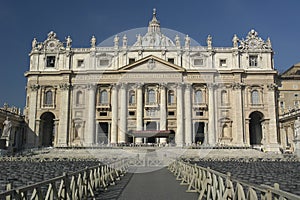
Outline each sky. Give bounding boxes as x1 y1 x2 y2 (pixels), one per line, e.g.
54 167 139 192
0 0 300 109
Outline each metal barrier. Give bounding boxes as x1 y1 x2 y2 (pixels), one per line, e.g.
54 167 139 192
168 160 300 200
0 159 129 200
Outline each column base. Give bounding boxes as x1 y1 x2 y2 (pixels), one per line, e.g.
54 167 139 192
262 143 281 153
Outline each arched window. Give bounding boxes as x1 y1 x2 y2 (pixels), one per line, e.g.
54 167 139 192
148 89 156 104
45 90 53 106
100 90 108 104
251 90 259 105
221 90 228 105
76 91 83 105
129 90 135 105
168 90 175 105
195 90 203 104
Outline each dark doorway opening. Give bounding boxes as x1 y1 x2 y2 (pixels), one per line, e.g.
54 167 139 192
194 122 205 144
98 122 109 144
146 121 157 143
249 111 264 145
40 112 55 147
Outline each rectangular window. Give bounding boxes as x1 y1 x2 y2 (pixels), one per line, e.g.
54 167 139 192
219 59 227 67
249 55 258 67
100 112 107 116
194 59 203 66
77 59 84 67
129 58 135 64
129 111 135 116
168 111 175 116
167 58 174 64
99 59 109 66
196 111 204 116
46 56 55 67
280 101 284 108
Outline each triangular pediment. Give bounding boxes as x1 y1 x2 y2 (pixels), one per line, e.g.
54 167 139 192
281 62 300 77
118 55 185 73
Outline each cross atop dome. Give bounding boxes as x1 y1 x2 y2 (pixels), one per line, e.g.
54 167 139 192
148 8 161 33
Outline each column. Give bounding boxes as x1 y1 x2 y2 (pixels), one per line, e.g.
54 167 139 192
35 119 41 146
184 84 192 146
28 84 39 147
95 122 99 144
245 119 250 146
135 83 143 144
58 83 71 146
233 83 244 145
86 84 96 145
160 84 167 130
266 84 279 151
53 119 59 146
111 84 118 144
208 83 216 146
176 83 184 146
136 83 143 131
204 122 208 145
118 83 127 143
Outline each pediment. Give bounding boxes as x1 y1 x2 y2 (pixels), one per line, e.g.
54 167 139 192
118 55 185 73
281 63 300 77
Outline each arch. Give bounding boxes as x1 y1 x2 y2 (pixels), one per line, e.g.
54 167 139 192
251 90 259 105
40 112 55 147
249 111 264 145
100 90 108 104
195 90 203 104
221 90 228 105
76 91 83 105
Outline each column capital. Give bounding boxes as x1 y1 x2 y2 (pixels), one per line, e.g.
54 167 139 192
176 82 184 89
159 82 168 89
185 83 192 89
207 83 218 90
267 83 277 91
232 82 245 90
59 83 71 90
135 82 144 89
87 83 97 90
30 84 40 91
119 82 127 89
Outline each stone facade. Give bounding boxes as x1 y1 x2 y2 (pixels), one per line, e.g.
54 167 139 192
24 9 279 151
0 103 26 151
278 63 300 153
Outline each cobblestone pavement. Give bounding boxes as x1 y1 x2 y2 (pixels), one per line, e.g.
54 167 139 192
193 160 300 196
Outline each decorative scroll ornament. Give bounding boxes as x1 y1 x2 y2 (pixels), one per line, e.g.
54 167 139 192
239 29 272 51
267 83 277 91
59 83 71 90
30 84 40 91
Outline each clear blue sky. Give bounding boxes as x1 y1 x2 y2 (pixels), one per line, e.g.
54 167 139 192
1 0 299 108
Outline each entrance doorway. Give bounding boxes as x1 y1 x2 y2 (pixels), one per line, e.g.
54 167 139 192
249 111 264 145
194 122 205 144
40 112 55 147
146 121 157 143
98 122 109 144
